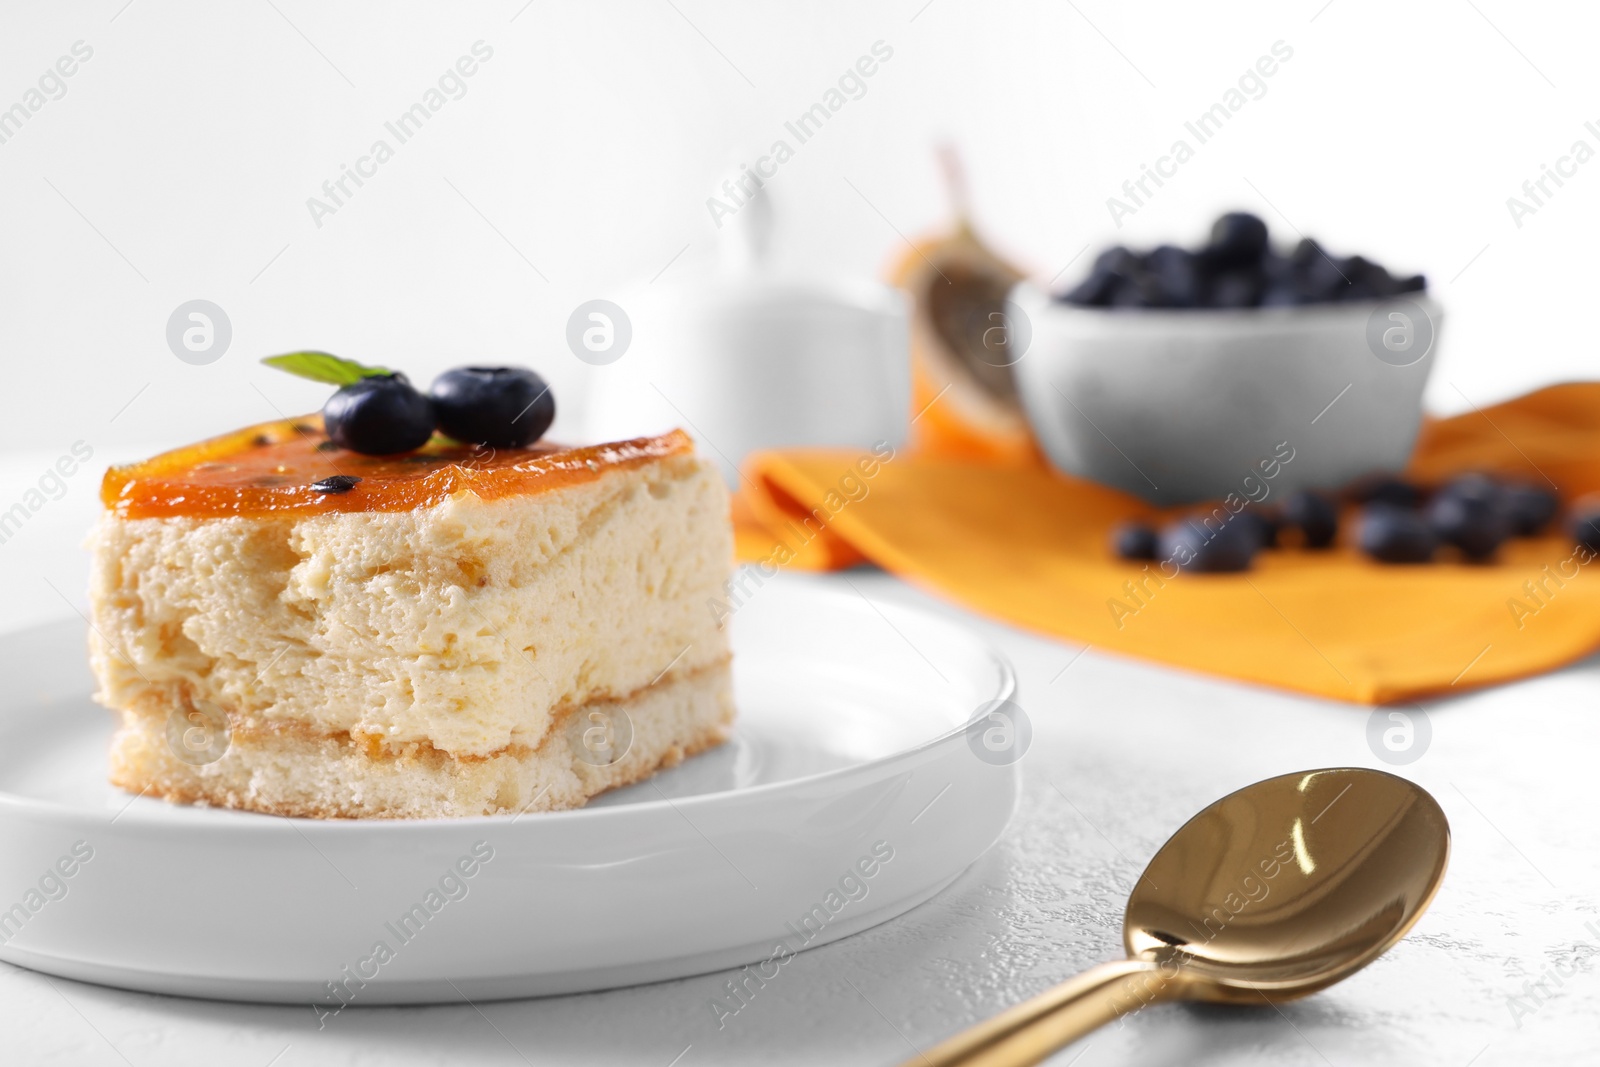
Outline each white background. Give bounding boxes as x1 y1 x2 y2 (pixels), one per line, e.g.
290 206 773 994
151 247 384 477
0 0 1595 465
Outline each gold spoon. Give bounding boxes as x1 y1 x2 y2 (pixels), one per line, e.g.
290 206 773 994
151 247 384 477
906 767 1449 1067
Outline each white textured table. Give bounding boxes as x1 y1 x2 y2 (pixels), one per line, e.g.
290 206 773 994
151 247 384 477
3 451 1595 1066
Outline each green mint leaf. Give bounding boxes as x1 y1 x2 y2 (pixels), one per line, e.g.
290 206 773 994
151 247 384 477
261 352 392 386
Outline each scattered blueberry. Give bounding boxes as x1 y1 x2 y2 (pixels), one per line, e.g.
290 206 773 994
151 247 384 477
310 475 362 494
1235 508 1280 549
1346 473 1423 509
322 374 435 456
1111 521 1160 560
1283 490 1339 549
1435 473 1501 509
1428 488 1510 561
1357 505 1439 563
1570 507 1600 554
1498 482 1559 537
430 366 556 448
1106 474 1565 571
1159 515 1258 573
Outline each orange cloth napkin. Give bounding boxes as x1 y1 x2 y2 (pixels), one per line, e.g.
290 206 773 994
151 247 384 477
731 383 1600 704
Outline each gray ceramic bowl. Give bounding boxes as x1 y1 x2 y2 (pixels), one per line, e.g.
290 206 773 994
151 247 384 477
1009 284 1441 506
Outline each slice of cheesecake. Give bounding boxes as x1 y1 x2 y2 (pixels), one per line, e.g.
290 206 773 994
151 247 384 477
89 418 735 818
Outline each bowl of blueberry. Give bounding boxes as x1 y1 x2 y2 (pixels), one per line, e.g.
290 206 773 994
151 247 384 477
1010 212 1439 506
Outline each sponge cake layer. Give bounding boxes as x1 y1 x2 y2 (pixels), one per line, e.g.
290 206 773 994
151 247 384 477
88 426 735 817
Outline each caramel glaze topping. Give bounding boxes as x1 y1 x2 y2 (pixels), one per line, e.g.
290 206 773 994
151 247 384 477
101 416 693 520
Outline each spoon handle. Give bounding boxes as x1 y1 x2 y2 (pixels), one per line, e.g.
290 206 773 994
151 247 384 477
902 958 1179 1066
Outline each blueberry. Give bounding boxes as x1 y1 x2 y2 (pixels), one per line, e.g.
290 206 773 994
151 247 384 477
1298 254 1350 303
1346 473 1423 509
1282 490 1339 549
1289 238 1326 270
1428 488 1509 561
430 366 555 448
1259 283 1303 307
1110 265 1196 309
1234 508 1280 549
1338 256 1398 301
1111 521 1160 560
322 374 435 456
1208 269 1265 308
1572 507 1600 553
1206 212 1269 268
1144 245 1189 273
1060 268 1123 307
1158 515 1257 572
1437 472 1501 508
1256 252 1299 303
1109 272 1157 308
1093 246 1141 276
1288 240 1350 303
1259 249 1294 282
1498 482 1558 536
1358 505 1439 563
1143 246 1202 308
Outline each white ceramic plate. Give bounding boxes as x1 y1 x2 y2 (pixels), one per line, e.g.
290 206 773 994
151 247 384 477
0 578 1016 1006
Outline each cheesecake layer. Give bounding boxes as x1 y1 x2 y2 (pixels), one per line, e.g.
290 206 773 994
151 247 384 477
88 428 735 814
108 661 734 818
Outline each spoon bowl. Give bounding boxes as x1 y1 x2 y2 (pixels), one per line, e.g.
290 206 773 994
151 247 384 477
1126 767 1449 1000
910 767 1449 1066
